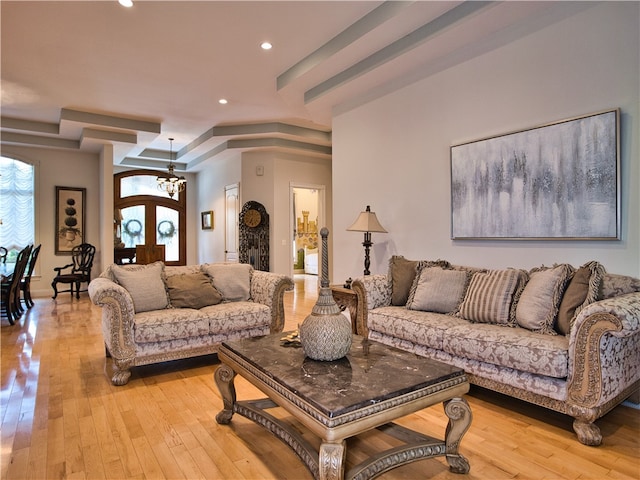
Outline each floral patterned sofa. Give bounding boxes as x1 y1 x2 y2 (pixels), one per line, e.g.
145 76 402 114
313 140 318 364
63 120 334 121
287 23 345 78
352 256 640 446
89 262 292 386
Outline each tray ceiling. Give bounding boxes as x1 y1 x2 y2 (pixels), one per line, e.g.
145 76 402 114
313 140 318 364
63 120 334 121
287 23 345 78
1 1 594 172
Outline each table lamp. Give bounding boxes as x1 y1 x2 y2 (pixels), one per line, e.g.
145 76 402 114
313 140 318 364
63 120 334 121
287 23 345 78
347 205 387 275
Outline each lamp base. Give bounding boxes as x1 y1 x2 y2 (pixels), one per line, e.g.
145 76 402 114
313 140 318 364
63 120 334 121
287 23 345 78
362 234 373 275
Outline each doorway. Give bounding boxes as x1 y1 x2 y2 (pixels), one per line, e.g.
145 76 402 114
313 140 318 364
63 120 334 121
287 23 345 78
290 184 325 278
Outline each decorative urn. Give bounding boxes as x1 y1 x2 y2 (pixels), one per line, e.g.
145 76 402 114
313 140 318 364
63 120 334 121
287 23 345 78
299 227 353 361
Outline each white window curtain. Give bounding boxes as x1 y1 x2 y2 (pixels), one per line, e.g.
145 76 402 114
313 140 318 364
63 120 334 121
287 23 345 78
0 156 35 252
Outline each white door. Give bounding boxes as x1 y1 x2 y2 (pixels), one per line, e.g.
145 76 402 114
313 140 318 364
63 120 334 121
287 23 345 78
225 183 239 262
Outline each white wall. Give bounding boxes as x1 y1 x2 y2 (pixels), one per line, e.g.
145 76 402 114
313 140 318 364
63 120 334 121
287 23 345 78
238 150 332 275
1 144 200 299
274 153 332 276
2 145 101 298
197 153 242 264
332 2 640 282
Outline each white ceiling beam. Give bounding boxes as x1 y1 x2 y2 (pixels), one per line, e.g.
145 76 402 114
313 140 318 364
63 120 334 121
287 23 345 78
1 131 79 149
81 128 138 145
1 116 59 135
304 1 494 103
277 1 414 90
60 108 161 134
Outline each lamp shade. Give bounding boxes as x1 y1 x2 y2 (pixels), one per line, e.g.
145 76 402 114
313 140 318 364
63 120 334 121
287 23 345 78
347 206 387 233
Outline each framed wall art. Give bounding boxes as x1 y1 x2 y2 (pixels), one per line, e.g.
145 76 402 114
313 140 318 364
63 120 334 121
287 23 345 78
201 210 214 230
450 109 620 240
55 186 86 254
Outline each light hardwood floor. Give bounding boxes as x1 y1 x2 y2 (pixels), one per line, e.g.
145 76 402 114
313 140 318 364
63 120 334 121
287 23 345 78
1 274 638 480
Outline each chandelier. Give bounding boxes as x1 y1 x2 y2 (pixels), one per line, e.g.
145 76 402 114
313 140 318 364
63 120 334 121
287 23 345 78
156 137 186 198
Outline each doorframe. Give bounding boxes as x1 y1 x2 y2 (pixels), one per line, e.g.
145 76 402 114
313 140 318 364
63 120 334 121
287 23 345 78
289 182 326 278
224 183 239 263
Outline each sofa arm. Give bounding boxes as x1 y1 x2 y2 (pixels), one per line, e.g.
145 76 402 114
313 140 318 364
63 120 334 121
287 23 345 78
567 292 640 409
88 277 137 364
351 274 391 337
250 271 294 333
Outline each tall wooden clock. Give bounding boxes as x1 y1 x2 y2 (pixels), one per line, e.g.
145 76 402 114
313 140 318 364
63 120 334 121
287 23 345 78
239 201 269 271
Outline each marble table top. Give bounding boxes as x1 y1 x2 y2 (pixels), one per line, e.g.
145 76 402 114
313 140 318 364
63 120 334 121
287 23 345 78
221 332 465 419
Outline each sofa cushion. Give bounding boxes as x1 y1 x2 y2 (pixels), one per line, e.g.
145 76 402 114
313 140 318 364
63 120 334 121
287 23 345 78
368 306 471 351
406 266 468 314
202 301 272 335
516 264 573 334
556 261 605 335
166 272 223 309
202 263 252 301
442 323 570 378
111 261 168 313
133 308 210 343
458 269 521 325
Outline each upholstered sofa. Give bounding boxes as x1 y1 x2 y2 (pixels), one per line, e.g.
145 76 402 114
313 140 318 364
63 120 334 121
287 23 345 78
352 256 640 446
89 261 293 385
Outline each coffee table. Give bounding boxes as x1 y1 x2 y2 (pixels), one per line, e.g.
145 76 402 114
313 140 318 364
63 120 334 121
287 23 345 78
215 333 472 480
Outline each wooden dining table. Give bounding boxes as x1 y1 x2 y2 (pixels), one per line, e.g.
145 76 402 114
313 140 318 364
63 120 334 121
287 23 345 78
0 262 14 282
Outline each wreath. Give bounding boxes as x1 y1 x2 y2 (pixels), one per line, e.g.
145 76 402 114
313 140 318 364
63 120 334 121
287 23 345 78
123 219 142 237
157 220 176 239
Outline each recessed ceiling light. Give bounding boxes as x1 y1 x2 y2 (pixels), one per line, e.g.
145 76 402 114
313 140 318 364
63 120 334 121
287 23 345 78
261 42 272 50
118 0 133 7
218 99 228 105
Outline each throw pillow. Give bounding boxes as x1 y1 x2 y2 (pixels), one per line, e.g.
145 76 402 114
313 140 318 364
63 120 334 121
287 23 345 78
202 263 252 301
388 256 419 306
556 261 605 335
406 266 469 314
458 269 520 325
165 273 223 309
515 264 574 334
111 261 168 313
509 269 530 325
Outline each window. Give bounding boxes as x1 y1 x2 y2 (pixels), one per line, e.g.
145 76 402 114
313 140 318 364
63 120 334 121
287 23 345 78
0 156 35 261
114 170 186 265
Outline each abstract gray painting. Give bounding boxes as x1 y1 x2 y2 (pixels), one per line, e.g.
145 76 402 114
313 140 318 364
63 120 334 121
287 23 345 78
451 109 619 239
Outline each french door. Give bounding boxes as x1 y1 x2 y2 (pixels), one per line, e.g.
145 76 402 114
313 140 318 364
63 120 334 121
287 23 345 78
114 170 186 265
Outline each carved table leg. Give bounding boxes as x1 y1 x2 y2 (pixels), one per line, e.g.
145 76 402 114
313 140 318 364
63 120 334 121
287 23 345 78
444 397 472 474
215 363 237 424
319 440 346 480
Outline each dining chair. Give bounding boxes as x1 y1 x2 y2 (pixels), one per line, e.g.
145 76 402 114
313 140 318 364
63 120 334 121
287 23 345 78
0 246 7 264
20 244 41 308
1 244 32 324
51 243 96 299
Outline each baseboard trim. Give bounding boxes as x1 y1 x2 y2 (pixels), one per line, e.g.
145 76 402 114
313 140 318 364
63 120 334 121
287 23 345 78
622 400 640 410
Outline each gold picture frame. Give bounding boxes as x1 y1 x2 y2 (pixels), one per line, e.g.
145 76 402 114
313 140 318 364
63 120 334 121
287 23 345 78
201 211 214 230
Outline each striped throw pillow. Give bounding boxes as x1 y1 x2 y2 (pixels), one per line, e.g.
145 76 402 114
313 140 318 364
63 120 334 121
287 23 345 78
459 269 520 325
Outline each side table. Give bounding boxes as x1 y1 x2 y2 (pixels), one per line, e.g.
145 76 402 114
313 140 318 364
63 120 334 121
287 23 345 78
330 285 358 334
114 247 136 265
